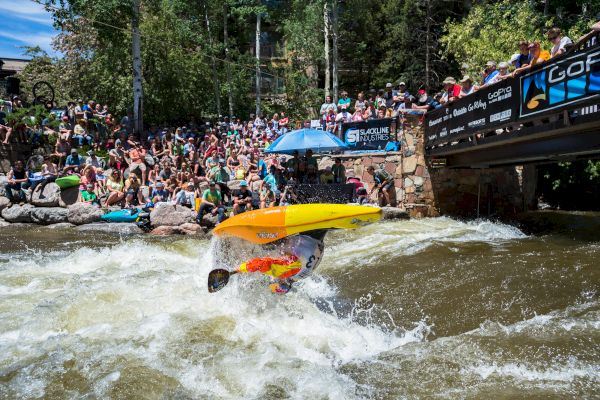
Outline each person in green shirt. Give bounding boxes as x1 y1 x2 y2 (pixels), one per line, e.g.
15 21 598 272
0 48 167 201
196 181 225 224
79 183 99 206
366 165 395 206
209 159 231 205
320 166 335 184
331 158 346 184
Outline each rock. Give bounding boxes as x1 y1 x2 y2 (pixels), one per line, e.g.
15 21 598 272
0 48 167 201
59 186 80 208
404 133 415 147
413 176 424 187
381 206 409 220
0 175 6 197
140 185 150 200
180 222 203 233
67 203 105 225
76 222 143 235
0 217 9 227
31 207 69 225
46 222 75 229
150 225 185 235
30 182 61 207
403 155 417 174
150 203 195 227
1 204 34 223
0 196 9 212
404 177 414 188
201 213 219 228
227 180 242 191
318 156 334 170
386 155 401 162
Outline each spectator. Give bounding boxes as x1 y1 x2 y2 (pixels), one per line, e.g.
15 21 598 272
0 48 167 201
332 157 346 184
53 137 69 168
319 95 335 125
4 160 29 204
127 142 148 184
86 150 104 169
233 180 253 215
260 182 277 208
79 183 99 206
547 27 573 58
64 149 82 173
414 89 441 111
511 40 532 69
481 61 499 87
176 181 196 207
397 82 410 98
72 119 93 147
124 174 144 207
495 62 511 81
383 83 397 110
337 91 351 109
513 41 550 75
320 166 335 184
459 76 475 98
106 169 126 206
440 77 461 104
335 105 352 133
151 180 170 203
197 181 225 224
354 92 367 111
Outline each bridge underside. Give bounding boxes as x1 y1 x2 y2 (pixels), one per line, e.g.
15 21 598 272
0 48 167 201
426 109 600 168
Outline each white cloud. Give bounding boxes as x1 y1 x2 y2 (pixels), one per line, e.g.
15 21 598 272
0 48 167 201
0 0 54 26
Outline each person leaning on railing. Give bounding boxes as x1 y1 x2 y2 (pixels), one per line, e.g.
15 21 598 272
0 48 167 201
547 27 573 58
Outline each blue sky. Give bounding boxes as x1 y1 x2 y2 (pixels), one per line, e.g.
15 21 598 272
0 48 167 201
0 0 60 59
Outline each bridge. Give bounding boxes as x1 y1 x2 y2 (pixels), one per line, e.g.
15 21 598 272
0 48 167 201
425 31 600 168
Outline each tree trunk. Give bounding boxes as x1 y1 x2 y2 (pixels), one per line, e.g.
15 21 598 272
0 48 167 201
543 0 550 16
255 12 261 117
332 0 339 104
204 2 221 117
324 1 330 97
224 5 234 118
132 0 143 135
425 0 431 90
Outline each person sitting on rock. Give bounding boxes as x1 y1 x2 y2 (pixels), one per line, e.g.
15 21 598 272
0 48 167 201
232 180 253 215
176 181 196 208
4 160 29 204
196 181 225 225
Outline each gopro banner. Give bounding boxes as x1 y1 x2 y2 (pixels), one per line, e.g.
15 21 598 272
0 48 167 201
520 46 600 118
342 118 394 151
425 78 519 145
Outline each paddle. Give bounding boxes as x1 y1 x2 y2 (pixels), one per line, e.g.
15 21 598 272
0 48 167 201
207 269 239 293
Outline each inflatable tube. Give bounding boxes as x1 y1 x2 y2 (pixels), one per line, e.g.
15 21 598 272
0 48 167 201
55 175 81 189
100 208 141 223
213 204 382 244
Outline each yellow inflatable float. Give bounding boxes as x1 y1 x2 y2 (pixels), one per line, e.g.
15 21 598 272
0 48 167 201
213 204 382 244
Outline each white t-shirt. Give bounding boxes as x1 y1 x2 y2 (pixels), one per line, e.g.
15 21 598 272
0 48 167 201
551 36 572 57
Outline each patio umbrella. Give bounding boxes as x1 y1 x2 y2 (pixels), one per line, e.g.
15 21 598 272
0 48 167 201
265 128 348 154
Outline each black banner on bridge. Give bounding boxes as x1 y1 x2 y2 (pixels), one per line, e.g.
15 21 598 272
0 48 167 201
342 118 394 151
425 78 519 145
519 46 600 118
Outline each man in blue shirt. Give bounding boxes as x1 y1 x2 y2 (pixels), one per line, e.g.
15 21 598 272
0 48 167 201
482 61 499 86
64 149 82 173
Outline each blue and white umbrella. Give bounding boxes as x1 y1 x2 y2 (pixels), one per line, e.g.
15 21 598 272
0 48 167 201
265 128 348 154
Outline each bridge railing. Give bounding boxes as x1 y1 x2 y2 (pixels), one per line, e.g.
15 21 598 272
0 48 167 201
425 30 600 152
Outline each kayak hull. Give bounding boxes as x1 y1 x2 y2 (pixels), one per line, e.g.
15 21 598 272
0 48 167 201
100 209 140 223
213 204 381 244
55 175 81 190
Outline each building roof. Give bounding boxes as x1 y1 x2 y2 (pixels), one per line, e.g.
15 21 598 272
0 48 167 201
0 58 30 74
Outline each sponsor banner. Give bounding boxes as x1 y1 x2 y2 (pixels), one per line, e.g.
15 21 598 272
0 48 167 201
520 46 600 117
342 118 394 151
425 78 519 144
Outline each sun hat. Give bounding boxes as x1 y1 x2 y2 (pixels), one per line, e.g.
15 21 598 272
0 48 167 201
442 77 456 85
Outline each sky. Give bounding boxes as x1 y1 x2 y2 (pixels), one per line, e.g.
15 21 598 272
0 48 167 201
0 0 60 59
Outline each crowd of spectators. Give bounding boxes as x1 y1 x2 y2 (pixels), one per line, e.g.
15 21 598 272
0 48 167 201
0 27 585 215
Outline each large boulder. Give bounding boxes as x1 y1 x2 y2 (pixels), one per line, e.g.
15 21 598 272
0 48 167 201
1 204 35 222
67 203 105 225
30 207 69 225
30 182 61 207
200 213 220 228
0 175 6 197
381 206 409 220
150 203 195 227
75 222 143 235
150 224 207 236
0 196 9 212
59 186 80 208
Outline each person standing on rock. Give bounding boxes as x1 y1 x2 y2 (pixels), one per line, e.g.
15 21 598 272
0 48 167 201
4 160 29 204
366 165 396 207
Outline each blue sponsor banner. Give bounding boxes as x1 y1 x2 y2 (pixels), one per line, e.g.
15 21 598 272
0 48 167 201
342 118 394 151
520 46 600 117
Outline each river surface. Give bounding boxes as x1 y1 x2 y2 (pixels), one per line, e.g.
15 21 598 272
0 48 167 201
0 218 598 399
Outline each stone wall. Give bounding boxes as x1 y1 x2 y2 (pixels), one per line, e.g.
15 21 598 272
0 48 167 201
323 123 537 219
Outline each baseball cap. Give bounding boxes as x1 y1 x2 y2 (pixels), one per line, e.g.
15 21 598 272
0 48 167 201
485 61 497 68
71 149 78 154
417 89 426 95
240 180 248 187
385 82 393 88
398 81 406 86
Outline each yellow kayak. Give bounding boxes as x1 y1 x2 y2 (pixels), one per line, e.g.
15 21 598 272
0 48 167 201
213 204 382 244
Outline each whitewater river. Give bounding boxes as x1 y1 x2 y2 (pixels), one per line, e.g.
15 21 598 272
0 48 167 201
0 218 598 399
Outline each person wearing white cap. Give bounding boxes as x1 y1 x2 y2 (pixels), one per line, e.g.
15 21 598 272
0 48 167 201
440 77 461 104
482 61 499 87
459 76 475 98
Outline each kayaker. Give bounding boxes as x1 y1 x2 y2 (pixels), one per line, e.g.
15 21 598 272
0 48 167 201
235 230 326 294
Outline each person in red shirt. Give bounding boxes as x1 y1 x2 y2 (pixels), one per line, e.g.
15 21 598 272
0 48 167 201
441 77 461 104
127 142 147 184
